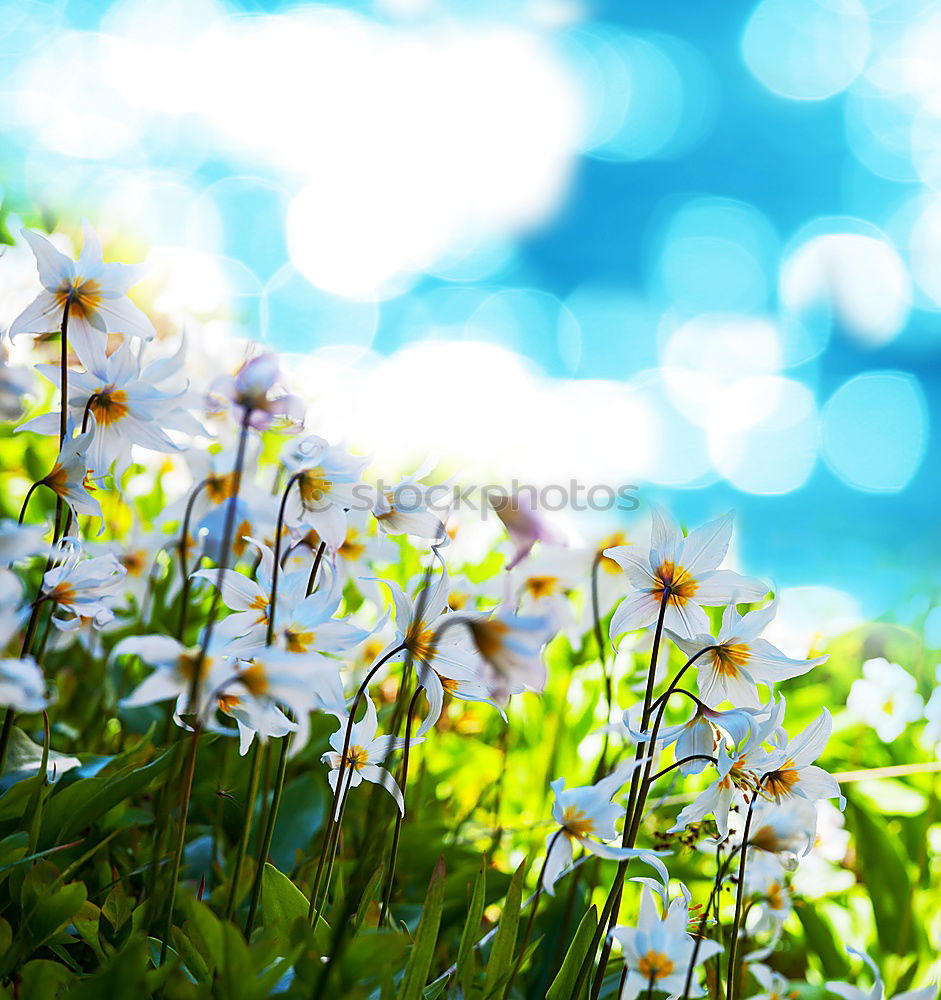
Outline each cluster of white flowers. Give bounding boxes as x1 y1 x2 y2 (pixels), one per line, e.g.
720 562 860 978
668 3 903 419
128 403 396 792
0 224 935 998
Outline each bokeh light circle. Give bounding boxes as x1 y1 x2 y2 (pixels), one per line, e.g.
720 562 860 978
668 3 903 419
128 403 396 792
821 371 928 492
742 0 870 101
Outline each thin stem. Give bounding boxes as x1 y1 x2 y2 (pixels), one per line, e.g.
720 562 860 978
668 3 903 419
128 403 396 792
17 481 43 526
59 295 71 447
306 538 327 597
725 780 767 1000
647 755 718 784
588 592 670 1000
266 471 304 646
159 414 252 959
306 642 408 925
223 738 265 922
503 829 565 999
378 686 423 925
177 479 209 641
590 552 611 781
158 724 200 965
186 412 250 714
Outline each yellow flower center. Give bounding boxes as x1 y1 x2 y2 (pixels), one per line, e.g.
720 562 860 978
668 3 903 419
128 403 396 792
765 759 800 798
206 472 237 505
284 627 315 653
89 386 130 427
345 745 369 771
47 581 76 605
43 463 69 498
637 950 674 981
469 619 510 661
561 805 594 839
299 468 332 508
407 624 437 662
600 531 629 575
525 575 560 599
767 881 785 910
713 642 751 677
651 560 698 604
120 549 147 576
339 530 365 561
57 276 102 318
238 662 269 697
249 594 270 624
178 651 212 682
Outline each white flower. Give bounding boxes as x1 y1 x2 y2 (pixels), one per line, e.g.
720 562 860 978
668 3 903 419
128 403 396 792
281 434 367 550
40 419 103 531
373 471 446 539
0 657 51 713
490 490 562 570
746 961 794 1000
116 635 235 721
605 509 768 641
0 521 46 564
671 702 785 838
195 538 368 657
763 709 844 812
465 607 554 708
10 224 155 369
827 946 937 1000
209 352 303 431
42 545 126 631
383 554 487 735
668 598 827 708
20 343 185 481
542 765 655 895
610 888 721 1000
847 658 924 743
321 697 421 817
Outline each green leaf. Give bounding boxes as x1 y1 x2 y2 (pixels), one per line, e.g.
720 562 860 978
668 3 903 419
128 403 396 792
481 860 525 1000
2 878 87 976
794 903 850 979
847 800 913 955
261 863 309 944
423 972 452 999
546 905 597 1000
456 857 486 997
353 863 386 935
399 857 446 1000
39 746 174 847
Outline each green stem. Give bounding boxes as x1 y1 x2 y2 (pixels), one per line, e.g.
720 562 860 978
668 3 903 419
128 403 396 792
378 686 423 925
306 642 407 925
583 591 670 1000
725 782 765 1000
503 828 565 999
158 724 200 965
223 738 265 922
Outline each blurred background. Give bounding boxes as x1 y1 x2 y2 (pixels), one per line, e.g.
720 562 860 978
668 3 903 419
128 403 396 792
0 0 938 621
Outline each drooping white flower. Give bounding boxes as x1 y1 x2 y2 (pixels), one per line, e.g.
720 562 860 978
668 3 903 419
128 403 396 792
0 657 51 713
746 961 795 1000
40 419 103 531
610 888 721 1000
671 702 785 838
827 946 937 1000
0 521 46 564
490 490 563 570
668 598 827 708
41 545 127 631
10 224 155 369
209 352 303 431
321 697 421 817
382 551 488 734
281 434 368 550
465 606 554 708
626 701 767 776
847 657 924 743
373 471 447 539
20 343 185 481
605 509 767 641
542 764 656 895
115 634 235 721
